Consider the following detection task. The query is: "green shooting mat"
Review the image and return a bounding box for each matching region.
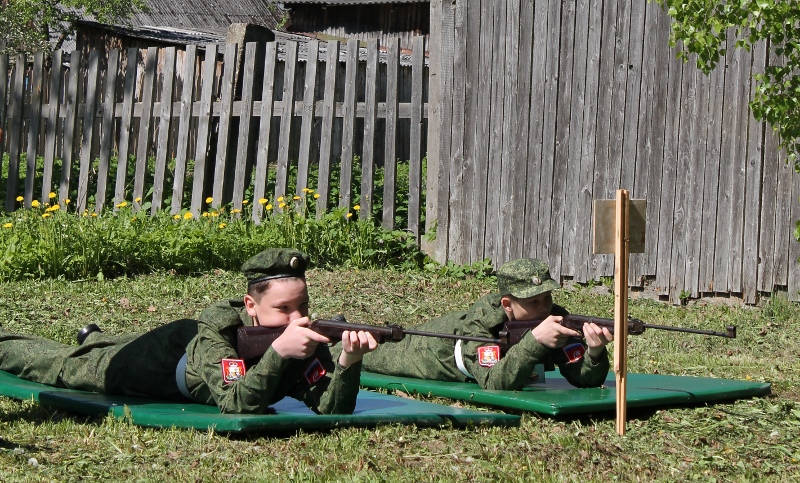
[0,371,519,432]
[360,371,772,416]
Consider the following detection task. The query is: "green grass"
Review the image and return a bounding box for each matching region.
[1,270,799,481]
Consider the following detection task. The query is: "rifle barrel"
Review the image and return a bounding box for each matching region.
[641,323,736,338]
[402,329,503,345]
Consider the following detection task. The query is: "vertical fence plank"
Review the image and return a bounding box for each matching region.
[758,124,780,292]
[772,141,792,288]
[5,54,25,210]
[0,54,7,172]
[232,42,259,211]
[360,39,379,219]
[448,1,468,259]
[297,40,319,195]
[172,44,197,214]
[408,35,425,238]
[42,50,63,204]
[275,41,298,206]
[59,50,81,205]
[316,40,339,217]
[96,49,119,213]
[788,170,800,301]
[339,39,359,210]
[24,53,45,207]
[211,43,237,209]
[462,1,482,262]
[253,42,278,222]
[191,44,218,216]
[114,48,138,208]
[742,41,767,303]
[77,49,100,211]
[151,46,176,214]
[133,47,158,212]
[382,38,400,229]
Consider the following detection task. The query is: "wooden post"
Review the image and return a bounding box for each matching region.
[614,189,630,436]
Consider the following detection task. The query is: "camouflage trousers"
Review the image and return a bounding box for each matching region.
[0,320,198,400]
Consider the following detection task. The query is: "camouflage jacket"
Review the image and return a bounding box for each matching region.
[183,300,362,414]
[360,293,609,390]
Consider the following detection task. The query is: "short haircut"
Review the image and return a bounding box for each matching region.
[247,276,306,301]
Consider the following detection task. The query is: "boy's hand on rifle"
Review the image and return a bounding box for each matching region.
[272,317,331,360]
[583,322,613,360]
[530,316,581,349]
[338,331,379,368]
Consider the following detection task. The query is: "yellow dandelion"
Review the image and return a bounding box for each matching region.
[277,196,284,202]
[116,201,128,208]
[91,213,97,217]
[48,192,56,199]
[131,217,137,221]
[135,197,142,203]
[173,214,181,220]
[3,223,12,228]
[202,212,210,218]
[15,196,23,202]
[353,204,361,211]
[206,197,213,204]
[31,200,40,208]
[211,211,219,217]
[259,198,268,205]
[314,193,320,199]
[266,204,273,210]
[42,213,51,218]
[219,223,226,229]
[51,204,60,212]
[64,199,70,205]
[232,208,241,214]
[304,188,313,194]
[293,195,301,201]
[346,212,353,218]
[279,202,286,209]
[242,200,249,205]
[183,212,193,220]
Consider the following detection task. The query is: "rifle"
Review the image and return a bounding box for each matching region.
[236,315,508,361]
[503,314,736,349]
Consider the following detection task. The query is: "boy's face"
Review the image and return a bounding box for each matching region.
[502,291,553,321]
[244,278,310,327]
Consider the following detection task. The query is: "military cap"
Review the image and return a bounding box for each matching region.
[241,248,309,285]
[497,258,560,299]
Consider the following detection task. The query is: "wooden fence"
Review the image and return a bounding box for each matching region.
[428,0,800,303]
[0,37,429,234]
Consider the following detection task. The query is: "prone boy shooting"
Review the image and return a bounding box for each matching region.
[0,248,378,414]
[354,258,614,390]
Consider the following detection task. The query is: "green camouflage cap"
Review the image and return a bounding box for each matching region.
[241,248,309,285]
[497,258,560,298]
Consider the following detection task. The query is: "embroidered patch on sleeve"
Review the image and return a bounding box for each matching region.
[304,358,327,385]
[221,358,247,384]
[477,345,501,367]
[563,342,586,363]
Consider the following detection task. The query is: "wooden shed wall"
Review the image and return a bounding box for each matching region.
[427,0,800,304]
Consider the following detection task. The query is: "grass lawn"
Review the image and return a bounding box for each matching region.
[1,269,798,481]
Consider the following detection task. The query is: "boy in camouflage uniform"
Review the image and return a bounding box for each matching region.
[0,248,378,414]
[359,258,612,390]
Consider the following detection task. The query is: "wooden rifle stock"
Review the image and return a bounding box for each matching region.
[236,316,506,361]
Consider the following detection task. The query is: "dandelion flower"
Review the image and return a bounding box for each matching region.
[211,211,219,217]
[219,223,226,229]
[64,199,71,205]
[353,204,361,211]
[259,198,268,205]
[173,214,181,220]
[48,192,56,199]
[206,197,213,204]
[16,196,23,202]
[51,204,60,212]
[293,195,301,201]
[279,202,286,209]
[314,193,320,199]
[3,223,12,228]
[135,197,142,203]
[91,213,97,217]
[184,212,193,220]
[232,208,241,214]
[346,212,353,218]
[42,213,52,218]
[132,217,137,221]
[266,204,273,211]
[31,200,40,208]
[202,212,210,218]
[277,196,284,202]
[242,200,249,205]
[116,201,128,208]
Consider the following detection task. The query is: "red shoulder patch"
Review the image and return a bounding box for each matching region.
[221,358,246,384]
[304,358,327,385]
[477,345,501,367]
[563,342,586,363]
